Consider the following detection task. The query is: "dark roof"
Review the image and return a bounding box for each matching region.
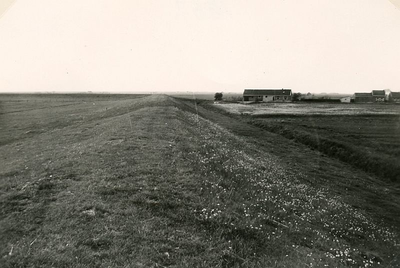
[372,90,385,96]
[243,89,292,96]
[354,93,372,97]
[391,92,400,98]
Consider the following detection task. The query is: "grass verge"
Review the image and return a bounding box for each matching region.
[250,119,400,183]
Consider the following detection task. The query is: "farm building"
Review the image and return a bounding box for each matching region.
[389,92,400,103]
[340,97,351,103]
[354,90,386,103]
[243,89,292,102]
[354,93,373,103]
[372,90,386,102]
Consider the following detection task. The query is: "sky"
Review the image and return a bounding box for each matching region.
[0,0,400,94]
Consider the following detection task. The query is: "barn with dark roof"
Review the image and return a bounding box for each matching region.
[354,90,386,103]
[243,89,292,102]
[389,92,400,103]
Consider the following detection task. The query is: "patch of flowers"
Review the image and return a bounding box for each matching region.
[183,111,399,267]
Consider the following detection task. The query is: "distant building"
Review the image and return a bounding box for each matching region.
[243,89,292,102]
[372,90,386,102]
[389,92,400,103]
[354,93,373,103]
[354,90,386,103]
[340,97,351,103]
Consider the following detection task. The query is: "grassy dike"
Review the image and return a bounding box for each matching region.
[1,95,399,267]
[249,119,400,183]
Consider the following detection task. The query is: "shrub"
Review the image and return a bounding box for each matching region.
[214,92,223,101]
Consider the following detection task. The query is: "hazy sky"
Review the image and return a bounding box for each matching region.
[0,0,400,94]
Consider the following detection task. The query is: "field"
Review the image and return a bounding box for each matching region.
[215,102,400,116]
[169,93,243,101]
[214,102,400,183]
[1,94,400,267]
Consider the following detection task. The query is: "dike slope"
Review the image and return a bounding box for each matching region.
[1,95,399,267]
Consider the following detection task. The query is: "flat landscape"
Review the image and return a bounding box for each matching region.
[1,94,400,267]
[215,102,400,183]
[215,102,400,115]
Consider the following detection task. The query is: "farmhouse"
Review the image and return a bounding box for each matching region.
[243,89,292,102]
[340,97,351,103]
[354,93,372,103]
[354,90,386,103]
[372,90,386,102]
[389,92,400,103]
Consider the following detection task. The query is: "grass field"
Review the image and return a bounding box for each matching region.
[215,102,400,116]
[214,102,400,183]
[1,94,400,267]
[251,114,400,182]
[168,93,242,101]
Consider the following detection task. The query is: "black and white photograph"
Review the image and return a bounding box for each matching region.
[1,0,400,267]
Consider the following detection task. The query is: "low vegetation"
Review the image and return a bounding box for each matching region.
[186,113,398,267]
[1,94,399,267]
[212,102,400,183]
[250,114,400,182]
